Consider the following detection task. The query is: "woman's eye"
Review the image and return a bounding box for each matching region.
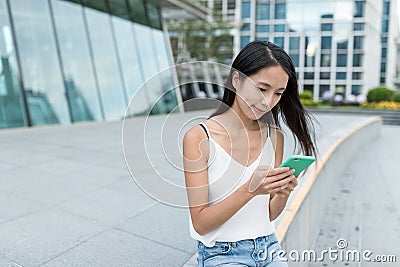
[258,87,267,92]
[275,93,283,96]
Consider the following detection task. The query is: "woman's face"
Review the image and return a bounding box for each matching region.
[233,65,289,120]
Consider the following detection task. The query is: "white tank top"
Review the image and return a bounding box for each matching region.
[188,122,276,247]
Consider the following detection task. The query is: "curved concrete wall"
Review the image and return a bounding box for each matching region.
[276,116,383,267]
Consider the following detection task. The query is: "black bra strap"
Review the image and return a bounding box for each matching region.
[199,123,209,139]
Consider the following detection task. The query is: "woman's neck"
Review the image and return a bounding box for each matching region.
[223,102,260,132]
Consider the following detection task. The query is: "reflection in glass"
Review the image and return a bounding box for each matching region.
[274,3,285,19]
[242,23,250,31]
[337,39,348,50]
[290,54,299,67]
[112,17,146,108]
[289,37,300,50]
[10,0,70,125]
[85,5,127,120]
[321,36,332,50]
[304,72,314,80]
[0,0,27,128]
[52,0,101,122]
[381,19,389,33]
[242,2,251,19]
[256,24,269,32]
[381,47,387,59]
[321,23,333,31]
[352,85,360,95]
[320,72,330,80]
[274,24,285,32]
[241,35,250,48]
[336,72,346,80]
[383,1,390,16]
[354,1,364,18]
[145,1,161,30]
[353,54,362,67]
[274,37,284,48]
[336,54,347,67]
[353,22,364,31]
[352,72,362,80]
[127,0,147,25]
[320,54,331,67]
[353,36,363,50]
[256,3,270,20]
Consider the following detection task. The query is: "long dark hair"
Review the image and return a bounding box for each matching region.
[210,40,317,157]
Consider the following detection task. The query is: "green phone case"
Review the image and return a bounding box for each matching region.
[278,155,316,176]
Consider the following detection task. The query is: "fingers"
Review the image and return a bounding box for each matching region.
[265,169,295,184]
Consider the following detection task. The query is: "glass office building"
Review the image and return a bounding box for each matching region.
[238,0,399,100]
[0,0,206,129]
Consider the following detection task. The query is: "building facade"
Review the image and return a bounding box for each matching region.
[0,0,206,129]
[237,0,399,100]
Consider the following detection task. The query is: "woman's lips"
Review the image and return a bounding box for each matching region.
[252,105,267,114]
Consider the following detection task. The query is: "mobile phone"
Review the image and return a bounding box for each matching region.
[278,155,316,177]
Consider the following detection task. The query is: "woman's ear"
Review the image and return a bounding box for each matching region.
[231,71,241,90]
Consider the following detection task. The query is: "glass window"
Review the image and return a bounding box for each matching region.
[352,85,361,95]
[108,0,130,20]
[352,72,362,80]
[290,54,299,67]
[52,0,102,122]
[319,85,330,98]
[274,3,285,19]
[382,19,389,33]
[256,3,270,20]
[337,40,348,50]
[321,36,331,50]
[289,37,300,50]
[81,0,108,13]
[0,0,27,128]
[274,24,285,32]
[380,76,386,84]
[242,23,250,31]
[336,72,346,80]
[353,54,363,67]
[353,23,364,31]
[151,29,177,113]
[381,62,386,73]
[304,72,314,79]
[381,36,388,44]
[240,35,250,48]
[256,25,269,32]
[320,72,330,80]
[305,55,315,67]
[353,36,363,50]
[10,0,70,126]
[112,16,147,111]
[273,37,284,48]
[85,5,127,120]
[127,0,147,25]
[256,36,269,42]
[382,47,387,59]
[337,54,347,67]
[242,2,251,19]
[354,1,364,18]
[145,0,161,30]
[383,1,390,16]
[321,23,333,32]
[320,54,331,67]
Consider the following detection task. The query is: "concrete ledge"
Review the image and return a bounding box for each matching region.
[277,116,383,257]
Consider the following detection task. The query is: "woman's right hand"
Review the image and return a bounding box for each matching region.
[247,166,295,196]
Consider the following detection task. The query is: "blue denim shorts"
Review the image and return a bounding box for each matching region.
[197,233,287,267]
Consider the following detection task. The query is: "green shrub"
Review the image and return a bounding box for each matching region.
[367,87,394,102]
[301,99,320,106]
[300,90,313,100]
[392,93,400,103]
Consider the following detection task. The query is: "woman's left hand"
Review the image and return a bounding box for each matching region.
[275,176,298,198]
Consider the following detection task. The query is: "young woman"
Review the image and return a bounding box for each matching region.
[183,41,317,267]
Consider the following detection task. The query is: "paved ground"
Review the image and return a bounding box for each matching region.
[0,110,396,266]
[309,125,400,267]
